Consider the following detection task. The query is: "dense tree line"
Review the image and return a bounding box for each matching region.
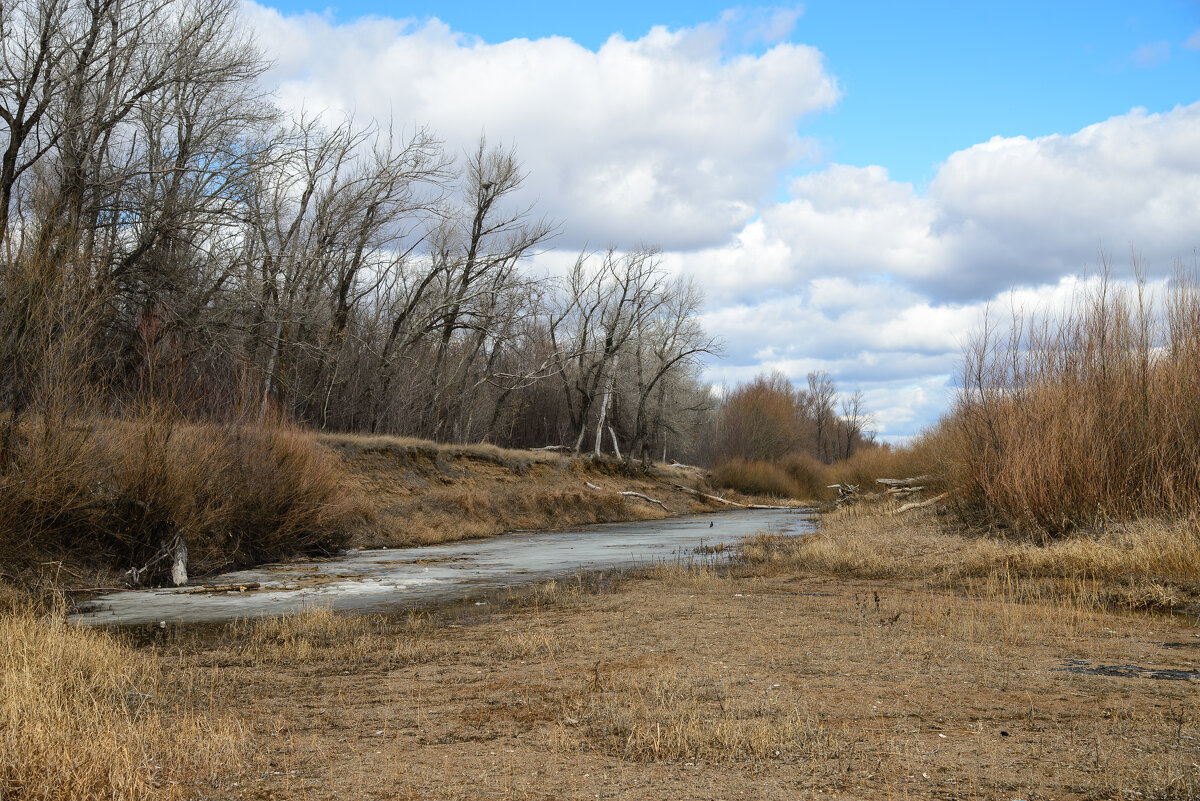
[0,0,720,462]
[698,371,873,466]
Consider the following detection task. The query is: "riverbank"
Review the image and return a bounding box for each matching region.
[0,417,777,597]
[12,501,1198,800]
[318,433,756,550]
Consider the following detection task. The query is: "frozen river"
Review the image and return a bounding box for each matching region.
[71,508,816,626]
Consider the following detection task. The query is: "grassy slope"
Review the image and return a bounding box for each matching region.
[320,433,746,549]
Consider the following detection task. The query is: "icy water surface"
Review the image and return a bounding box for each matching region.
[72,509,815,626]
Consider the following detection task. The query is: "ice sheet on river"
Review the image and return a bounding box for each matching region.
[72,509,815,626]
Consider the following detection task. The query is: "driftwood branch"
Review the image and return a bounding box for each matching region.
[672,483,746,506]
[585,482,668,511]
[827,483,859,508]
[122,534,188,588]
[62,587,128,593]
[885,486,926,496]
[894,492,948,514]
[669,483,799,511]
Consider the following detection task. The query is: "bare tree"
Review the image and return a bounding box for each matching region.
[839,389,869,459]
[0,0,722,460]
[549,247,669,453]
[241,115,446,421]
[807,371,836,463]
[625,276,720,463]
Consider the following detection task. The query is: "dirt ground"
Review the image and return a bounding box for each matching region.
[157,556,1200,801]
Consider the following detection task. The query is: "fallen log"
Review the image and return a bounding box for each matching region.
[885,486,926,496]
[530,444,570,452]
[671,483,747,507]
[894,492,948,514]
[875,476,934,488]
[745,502,806,510]
[62,587,128,593]
[585,482,669,511]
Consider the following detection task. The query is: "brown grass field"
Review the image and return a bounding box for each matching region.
[8,498,1192,801]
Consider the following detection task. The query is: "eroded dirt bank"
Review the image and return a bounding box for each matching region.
[320,435,753,549]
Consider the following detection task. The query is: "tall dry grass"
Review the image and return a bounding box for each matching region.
[711,457,807,499]
[742,500,1200,611]
[0,605,242,799]
[946,264,1200,536]
[711,445,934,502]
[0,411,368,584]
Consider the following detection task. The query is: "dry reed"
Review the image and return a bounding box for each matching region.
[0,606,242,800]
[946,264,1200,535]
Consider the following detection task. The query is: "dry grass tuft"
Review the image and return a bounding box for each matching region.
[0,606,242,800]
[500,576,591,610]
[562,666,846,764]
[232,606,441,667]
[489,625,566,660]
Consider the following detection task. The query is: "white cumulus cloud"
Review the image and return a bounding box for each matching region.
[241,2,840,250]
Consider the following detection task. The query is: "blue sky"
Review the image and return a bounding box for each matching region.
[247,1,1200,440]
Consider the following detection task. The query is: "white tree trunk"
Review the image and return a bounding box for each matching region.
[593,354,618,457]
[169,537,188,587]
[608,426,622,460]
